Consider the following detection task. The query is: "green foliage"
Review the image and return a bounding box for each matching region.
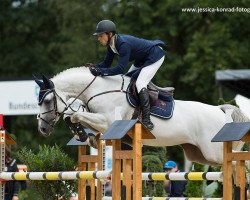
[142,155,165,197]
[109,0,250,103]
[142,146,167,163]
[208,166,223,198]
[166,146,185,170]
[185,163,205,197]
[185,164,222,198]
[3,0,250,150]
[211,183,223,198]
[142,147,168,196]
[18,184,43,200]
[1,1,250,198]
[142,154,163,172]
[218,98,238,106]
[16,145,76,200]
[10,115,77,159]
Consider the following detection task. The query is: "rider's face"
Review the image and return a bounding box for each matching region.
[97,33,108,46]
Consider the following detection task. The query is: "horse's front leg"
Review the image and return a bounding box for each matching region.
[71,111,109,132]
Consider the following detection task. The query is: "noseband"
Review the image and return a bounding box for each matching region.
[37,88,68,128]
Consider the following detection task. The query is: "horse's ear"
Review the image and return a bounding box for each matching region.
[42,75,54,89]
[32,74,43,88]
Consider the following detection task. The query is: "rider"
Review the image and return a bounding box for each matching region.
[89,19,166,130]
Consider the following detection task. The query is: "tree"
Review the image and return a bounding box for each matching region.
[16,145,76,200]
[1,1,249,197]
[108,0,250,103]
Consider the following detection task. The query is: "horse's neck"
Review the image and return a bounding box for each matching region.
[52,68,92,101]
[52,68,130,103]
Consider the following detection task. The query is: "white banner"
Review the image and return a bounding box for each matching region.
[0,80,39,115]
[90,146,112,171]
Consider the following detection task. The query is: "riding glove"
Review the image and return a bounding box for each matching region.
[89,66,102,76]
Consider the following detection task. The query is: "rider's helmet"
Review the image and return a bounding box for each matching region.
[93,20,116,35]
[163,160,177,170]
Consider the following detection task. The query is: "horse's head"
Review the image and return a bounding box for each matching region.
[34,75,67,136]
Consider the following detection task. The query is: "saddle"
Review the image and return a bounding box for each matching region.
[127,81,175,119]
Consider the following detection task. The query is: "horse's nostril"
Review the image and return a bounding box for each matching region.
[40,127,47,133]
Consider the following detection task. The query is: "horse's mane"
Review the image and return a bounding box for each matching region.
[51,66,131,88]
[52,66,87,80]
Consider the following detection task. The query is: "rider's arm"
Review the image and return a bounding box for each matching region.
[96,47,115,68]
[99,43,131,76]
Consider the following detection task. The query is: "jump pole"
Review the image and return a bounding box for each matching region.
[77,144,97,200]
[109,124,143,200]
[102,197,223,200]
[0,114,16,200]
[0,171,223,181]
[67,134,98,200]
[77,135,106,200]
[212,122,250,200]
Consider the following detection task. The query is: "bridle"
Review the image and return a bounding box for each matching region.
[37,72,129,129]
[37,88,67,128]
[37,76,97,128]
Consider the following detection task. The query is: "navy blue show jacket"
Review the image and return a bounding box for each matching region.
[96,34,166,76]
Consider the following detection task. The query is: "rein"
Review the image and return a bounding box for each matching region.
[67,76,97,109]
[85,75,128,111]
[37,76,97,128]
[38,72,129,128]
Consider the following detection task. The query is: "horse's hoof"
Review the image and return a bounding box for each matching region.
[88,134,98,149]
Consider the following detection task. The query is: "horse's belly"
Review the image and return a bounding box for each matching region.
[142,139,180,147]
[143,122,191,146]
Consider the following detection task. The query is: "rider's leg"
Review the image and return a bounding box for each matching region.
[136,56,165,130]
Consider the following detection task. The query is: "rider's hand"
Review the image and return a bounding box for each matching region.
[89,66,102,76]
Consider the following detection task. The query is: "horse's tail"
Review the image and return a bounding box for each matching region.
[219,104,250,151]
[220,104,250,122]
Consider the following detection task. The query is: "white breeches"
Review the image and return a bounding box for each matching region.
[128,56,165,92]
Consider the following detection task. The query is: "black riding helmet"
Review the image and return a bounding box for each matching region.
[93,20,116,36]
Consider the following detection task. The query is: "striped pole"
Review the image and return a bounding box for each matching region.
[102,197,223,200]
[142,172,223,182]
[0,171,111,181]
[0,171,222,182]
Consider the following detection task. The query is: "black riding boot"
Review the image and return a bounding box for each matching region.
[139,88,154,130]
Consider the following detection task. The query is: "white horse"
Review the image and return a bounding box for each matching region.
[35,66,249,166]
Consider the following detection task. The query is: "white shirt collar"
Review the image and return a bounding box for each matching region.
[109,35,118,54]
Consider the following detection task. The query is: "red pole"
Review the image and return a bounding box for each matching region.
[0,114,4,130]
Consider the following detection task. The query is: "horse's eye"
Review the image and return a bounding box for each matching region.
[43,99,51,104]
